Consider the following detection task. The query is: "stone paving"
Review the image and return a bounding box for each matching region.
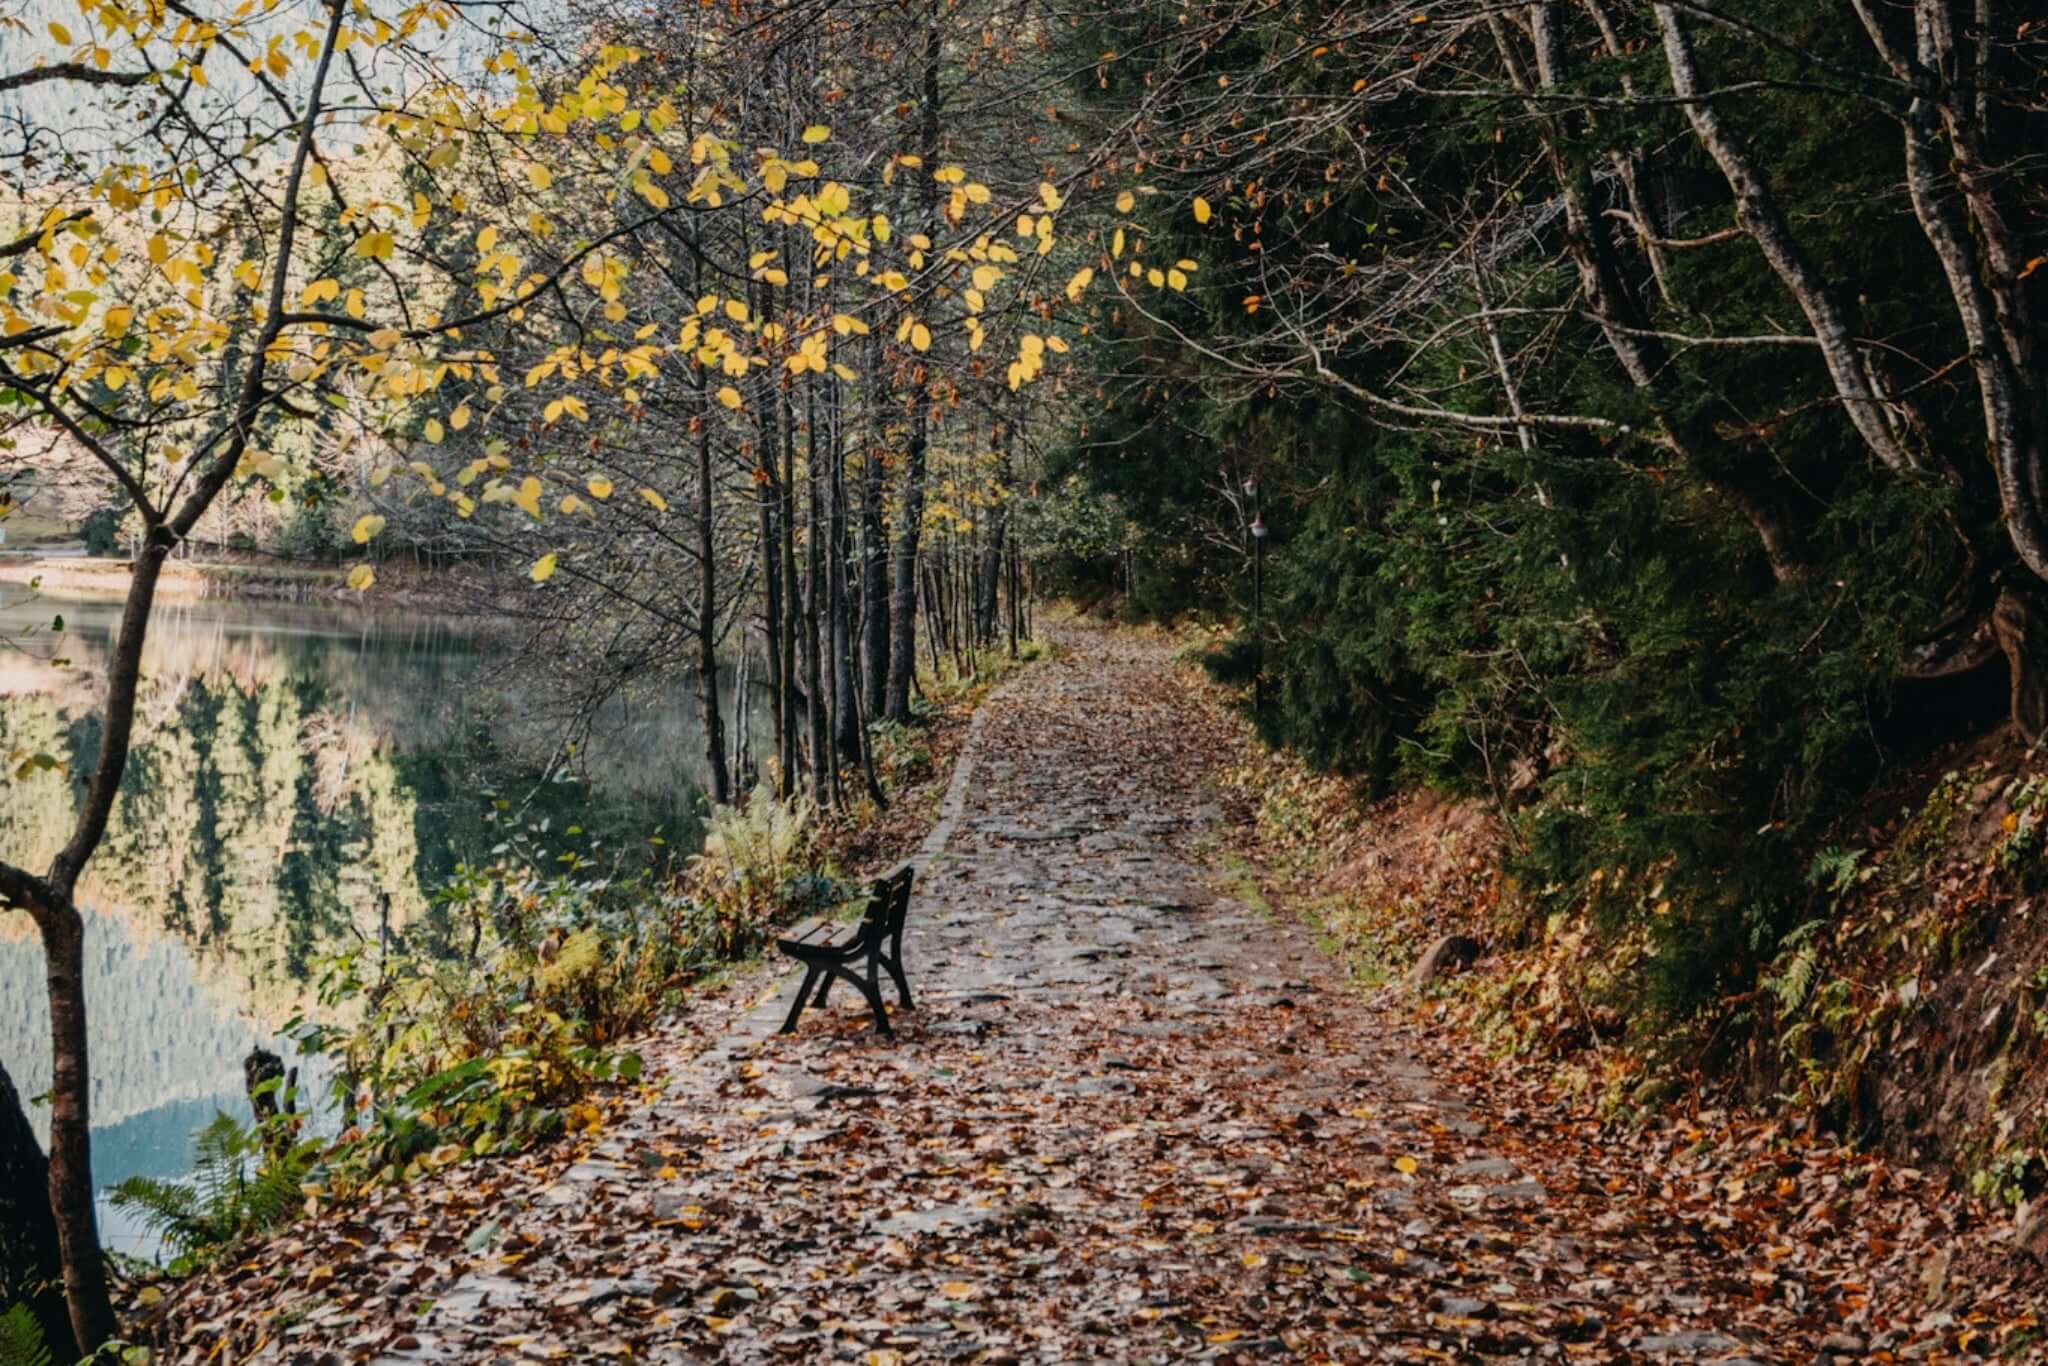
[309,626,1803,1362]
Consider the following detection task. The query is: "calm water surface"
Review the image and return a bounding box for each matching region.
[0,586,736,1258]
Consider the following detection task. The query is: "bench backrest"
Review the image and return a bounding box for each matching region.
[858,867,914,945]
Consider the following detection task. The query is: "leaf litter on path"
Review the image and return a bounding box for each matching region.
[138,624,2044,1362]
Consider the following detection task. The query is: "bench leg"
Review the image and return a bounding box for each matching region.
[823,961,891,1035]
[781,966,821,1034]
[882,951,913,1011]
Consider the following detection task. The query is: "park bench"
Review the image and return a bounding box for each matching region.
[776,866,915,1035]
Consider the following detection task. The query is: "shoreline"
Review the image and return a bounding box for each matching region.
[0,552,462,608]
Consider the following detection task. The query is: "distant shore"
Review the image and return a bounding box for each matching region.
[0,552,463,606]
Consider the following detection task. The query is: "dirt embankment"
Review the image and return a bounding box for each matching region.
[1226,694,2048,1266]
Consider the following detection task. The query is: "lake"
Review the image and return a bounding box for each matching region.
[0,586,746,1259]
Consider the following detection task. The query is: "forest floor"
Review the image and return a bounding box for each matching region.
[149,621,2045,1363]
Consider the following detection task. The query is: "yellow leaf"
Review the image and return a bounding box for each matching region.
[910,322,931,352]
[1193,196,1212,224]
[531,552,558,583]
[527,164,552,191]
[587,476,614,499]
[513,476,543,518]
[802,124,831,144]
[351,514,386,544]
[103,307,133,337]
[347,564,376,591]
[1115,190,1135,213]
[423,419,445,444]
[1394,1155,1419,1175]
[940,1280,974,1298]
[476,225,498,252]
[716,386,743,410]
[640,487,668,512]
[49,21,72,42]
[345,288,365,320]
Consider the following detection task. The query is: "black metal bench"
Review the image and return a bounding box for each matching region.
[777,866,915,1035]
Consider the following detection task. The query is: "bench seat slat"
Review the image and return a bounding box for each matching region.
[776,867,915,1035]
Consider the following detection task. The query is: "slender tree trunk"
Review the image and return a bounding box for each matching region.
[859,335,891,722]
[697,394,730,806]
[780,380,802,794]
[885,3,943,723]
[977,427,1008,642]
[0,1061,76,1365]
[803,386,829,806]
[1653,1,1916,475]
[1492,4,1811,582]
[758,458,785,790]
[829,379,862,763]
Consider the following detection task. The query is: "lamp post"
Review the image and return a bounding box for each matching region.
[1246,476,1266,714]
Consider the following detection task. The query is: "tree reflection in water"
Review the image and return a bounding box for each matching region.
[0,587,742,1257]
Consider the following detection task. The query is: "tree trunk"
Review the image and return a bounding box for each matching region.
[803,385,830,807]
[38,897,115,1354]
[829,381,862,764]
[977,427,1009,644]
[1494,3,1811,583]
[859,337,891,724]
[1995,588,2048,742]
[697,394,731,806]
[1653,1,1917,476]
[885,2,943,724]
[0,1060,76,1364]
[1852,0,2048,587]
[780,380,802,795]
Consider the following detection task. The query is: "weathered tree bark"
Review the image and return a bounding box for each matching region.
[758,444,786,789]
[828,378,862,764]
[1994,588,2048,742]
[803,383,830,807]
[1843,0,2048,726]
[2,533,171,1353]
[975,424,1008,645]
[1653,2,1918,476]
[780,377,802,794]
[697,389,732,806]
[885,2,944,724]
[0,1061,76,1364]
[1495,4,1810,583]
[859,334,891,724]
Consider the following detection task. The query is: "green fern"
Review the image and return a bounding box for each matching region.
[109,1113,310,1265]
[1763,920,1827,1016]
[0,1305,52,1366]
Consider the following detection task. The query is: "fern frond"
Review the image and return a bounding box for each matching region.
[0,1303,54,1366]
[108,1175,210,1252]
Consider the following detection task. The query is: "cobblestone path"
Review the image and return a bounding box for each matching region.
[173,624,2013,1363]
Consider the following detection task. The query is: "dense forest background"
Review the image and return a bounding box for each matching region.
[5,0,2048,1347]
[1046,0,2048,1020]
